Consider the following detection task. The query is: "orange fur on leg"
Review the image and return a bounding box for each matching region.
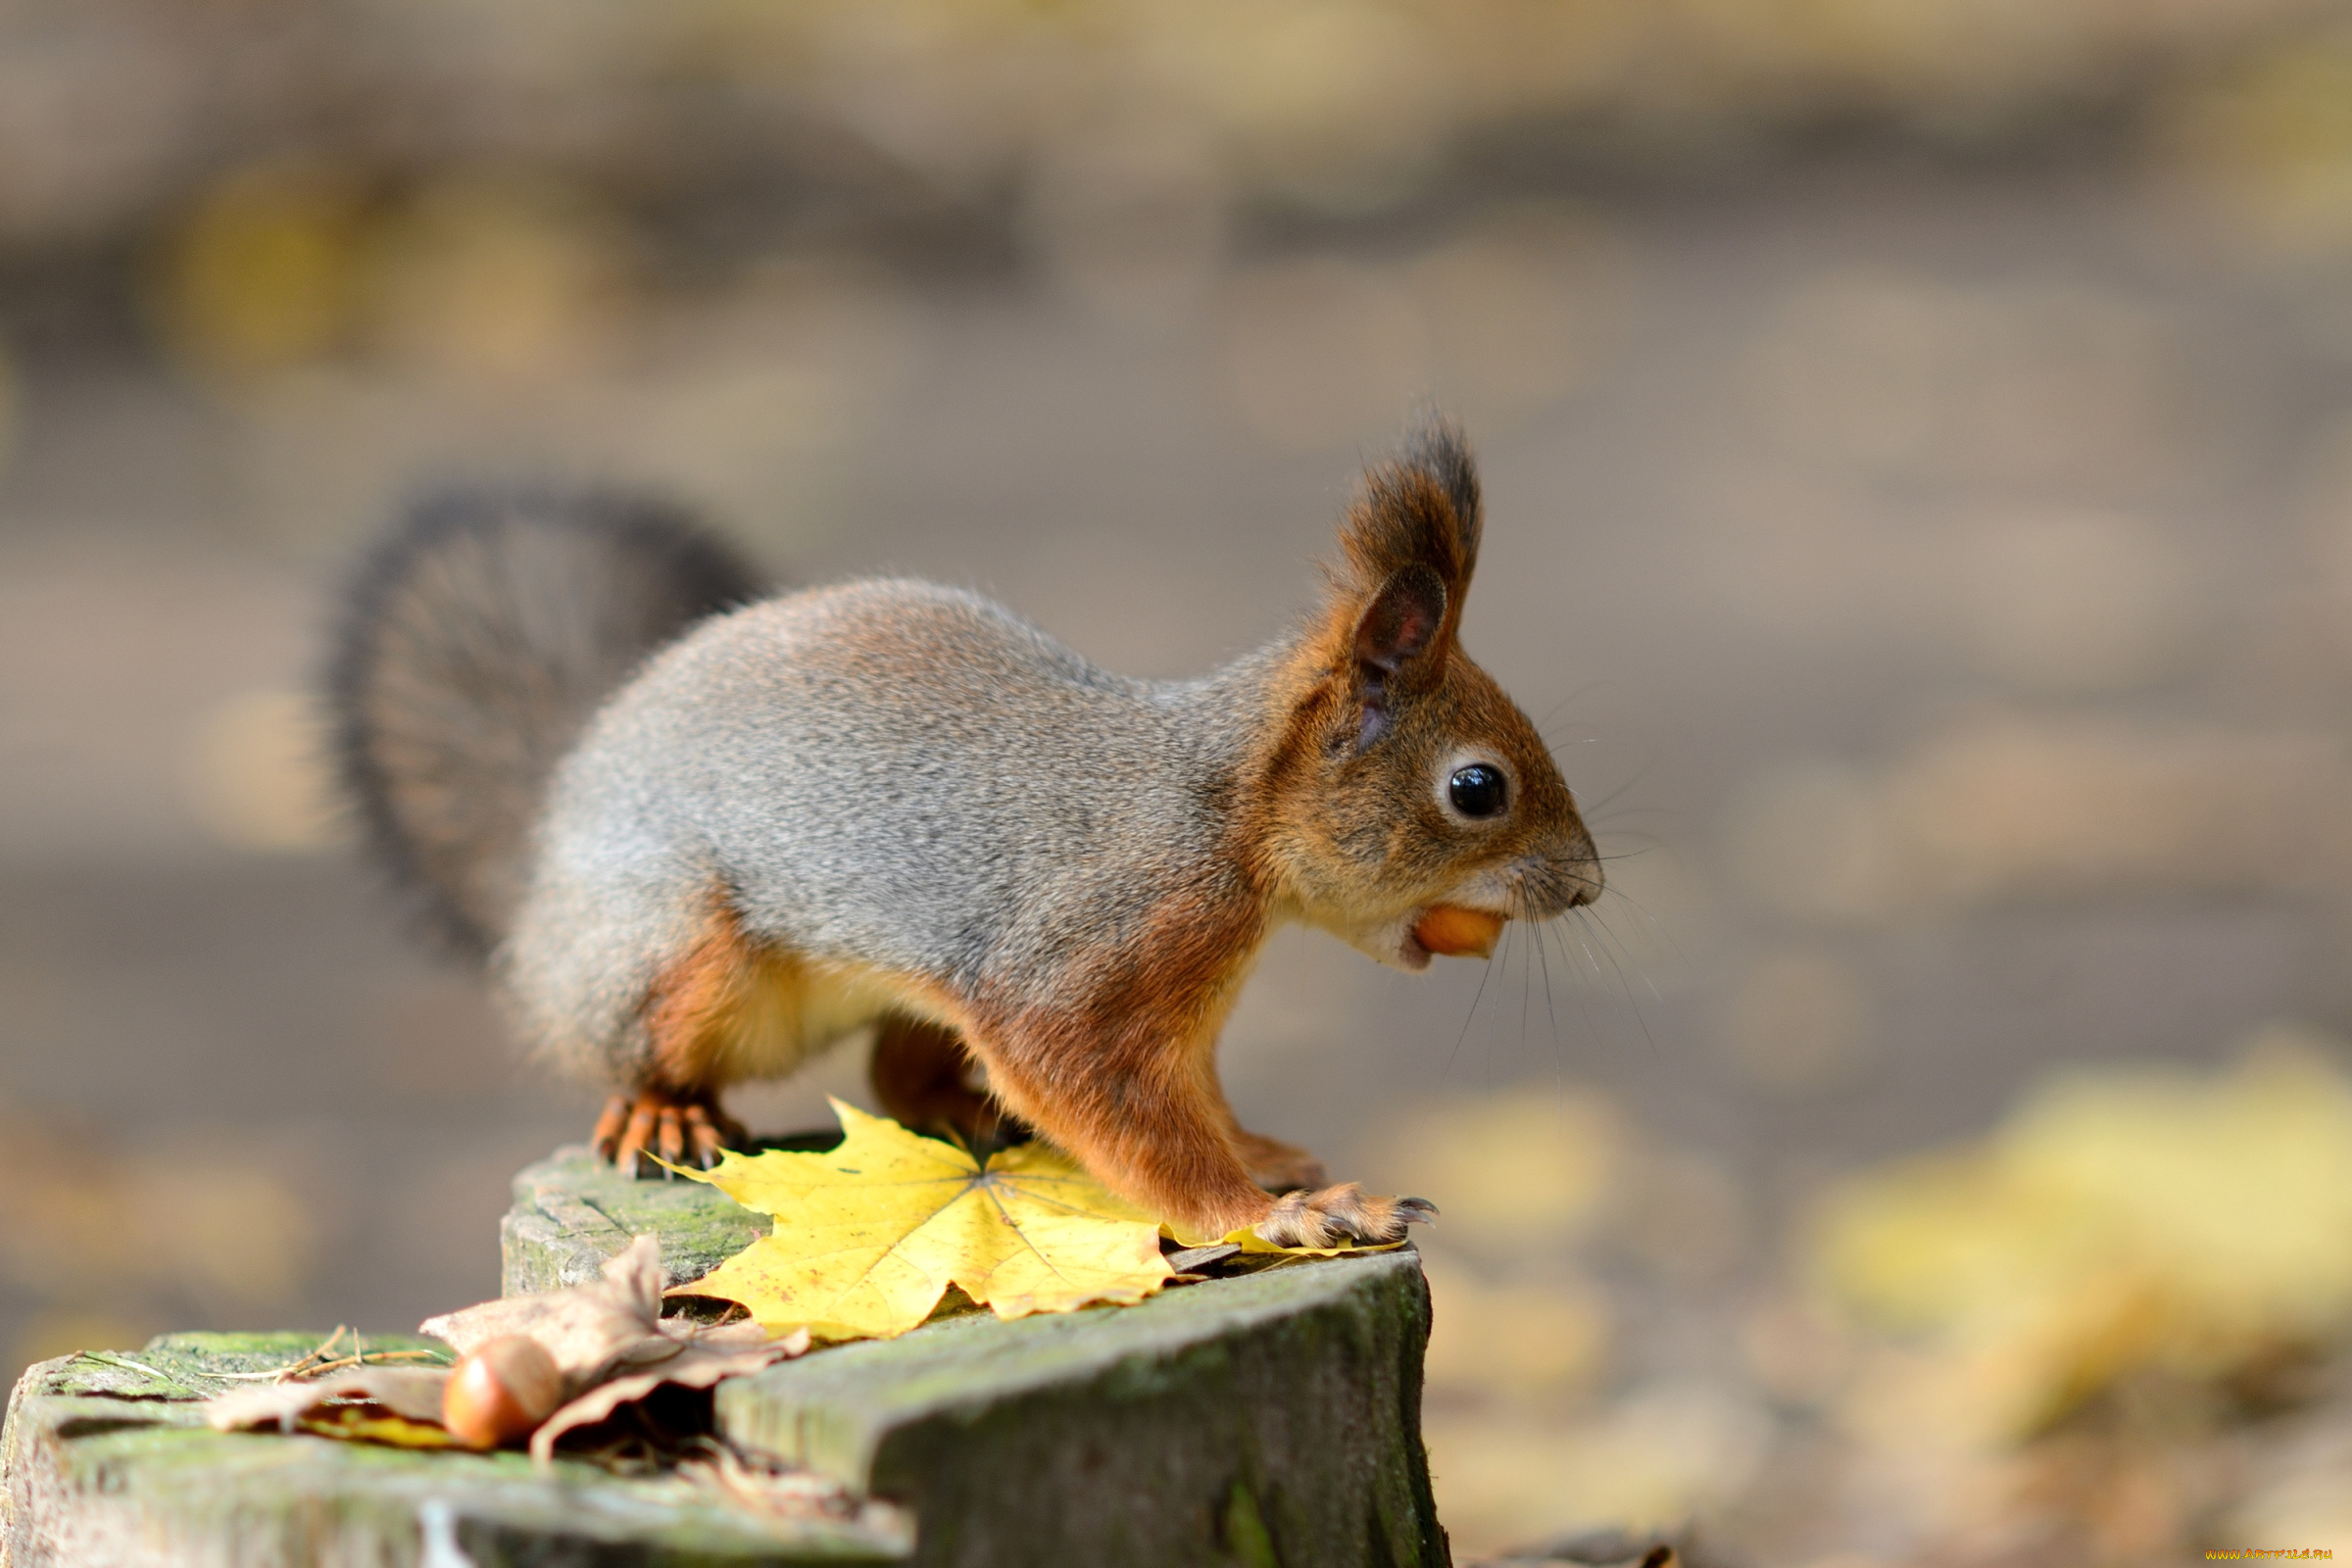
[1225,1125,1326,1193]
[599,895,770,1173]
[954,876,1428,1243]
[954,878,1286,1238]
[869,1013,1016,1151]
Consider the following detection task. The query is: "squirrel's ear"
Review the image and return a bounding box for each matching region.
[1400,417,1481,582]
[1334,416,1482,619]
[1350,564,1447,749]
[1323,415,1482,747]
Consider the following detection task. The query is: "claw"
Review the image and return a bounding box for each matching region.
[1254,1182,1438,1248]
[590,1095,629,1161]
[681,1103,734,1169]
[596,1086,744,1178]
[622,1101,657,1173]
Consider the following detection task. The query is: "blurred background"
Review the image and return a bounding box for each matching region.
[5,1,2352,1562]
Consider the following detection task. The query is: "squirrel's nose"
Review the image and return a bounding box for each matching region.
[1557,828,1603,909]
[1515,849,1601,917]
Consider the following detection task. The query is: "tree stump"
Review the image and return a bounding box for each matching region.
[3,1145,1448,1567]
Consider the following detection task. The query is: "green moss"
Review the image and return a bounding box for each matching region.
[24,1333,445,1406]
[1224,1480,1282,1568]
[505,1146,772,1297]
[41,1424,905,1562]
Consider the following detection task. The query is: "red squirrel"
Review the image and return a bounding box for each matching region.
[331,420,1599,1246]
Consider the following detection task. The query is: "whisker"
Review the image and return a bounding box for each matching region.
[1544,918,1602,1063]
[1553,917,1605,1049]
[1533,912,1564,1091]
[1597,906,1665,1006]
[1535,681,1609,734]
[1577,752,1661,818]
[1443,938,1497,1094]
[1563,915,1612,1005]
[1516,915,1533,1090]
[1575,906,1658,1052]
[1598,883,1691,976]
[1579,813,1673,836]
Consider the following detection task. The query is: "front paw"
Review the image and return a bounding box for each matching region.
[1254,1183,1437,1248]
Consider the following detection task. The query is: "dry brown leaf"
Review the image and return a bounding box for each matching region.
[421,1233,808,1464]
[214,1235,806,1460]
[528,1320,808,1464]
[420,1234,671,1391]
[207,1365,451,1433]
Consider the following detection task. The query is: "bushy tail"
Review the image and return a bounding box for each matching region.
[327,490,764,958]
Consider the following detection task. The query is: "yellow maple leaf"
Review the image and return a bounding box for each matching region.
[667,1101,1172,1342]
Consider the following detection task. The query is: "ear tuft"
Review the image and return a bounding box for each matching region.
[1331,415,1483,613]
[1401,418,1481,579]
[1317,414,1486,747]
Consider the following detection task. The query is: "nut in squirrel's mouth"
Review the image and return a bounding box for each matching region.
[1405,905,1507,965]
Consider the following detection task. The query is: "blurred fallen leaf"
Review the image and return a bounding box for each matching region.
[2162,38,2352,261]
[361,173,628,383]
[1420,1252,1609,1398]
[1377,1091,1621,1254]
[1815,1028,2352,1443]
[668,1101,1171,1341]
[1425,1381,1772,1552]
[157,163,370,380]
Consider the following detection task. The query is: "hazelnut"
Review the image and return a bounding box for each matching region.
[441,1335,563,1448]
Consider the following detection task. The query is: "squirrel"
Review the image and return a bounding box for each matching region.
[329,420,1600,1247]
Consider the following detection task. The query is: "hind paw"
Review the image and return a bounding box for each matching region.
[592,1088,746,1176]
[1231,1130,1327,1194]
[1254,1183,1437,1249]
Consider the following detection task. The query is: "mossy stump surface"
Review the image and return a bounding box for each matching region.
[3,1145,1446,1567]
[0,1333,908,1567]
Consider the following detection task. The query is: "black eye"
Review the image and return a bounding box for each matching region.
[1448,764,1507,818]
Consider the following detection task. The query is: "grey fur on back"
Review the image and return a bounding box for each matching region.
[329,490,764,957]
[503,578,1269,1080]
